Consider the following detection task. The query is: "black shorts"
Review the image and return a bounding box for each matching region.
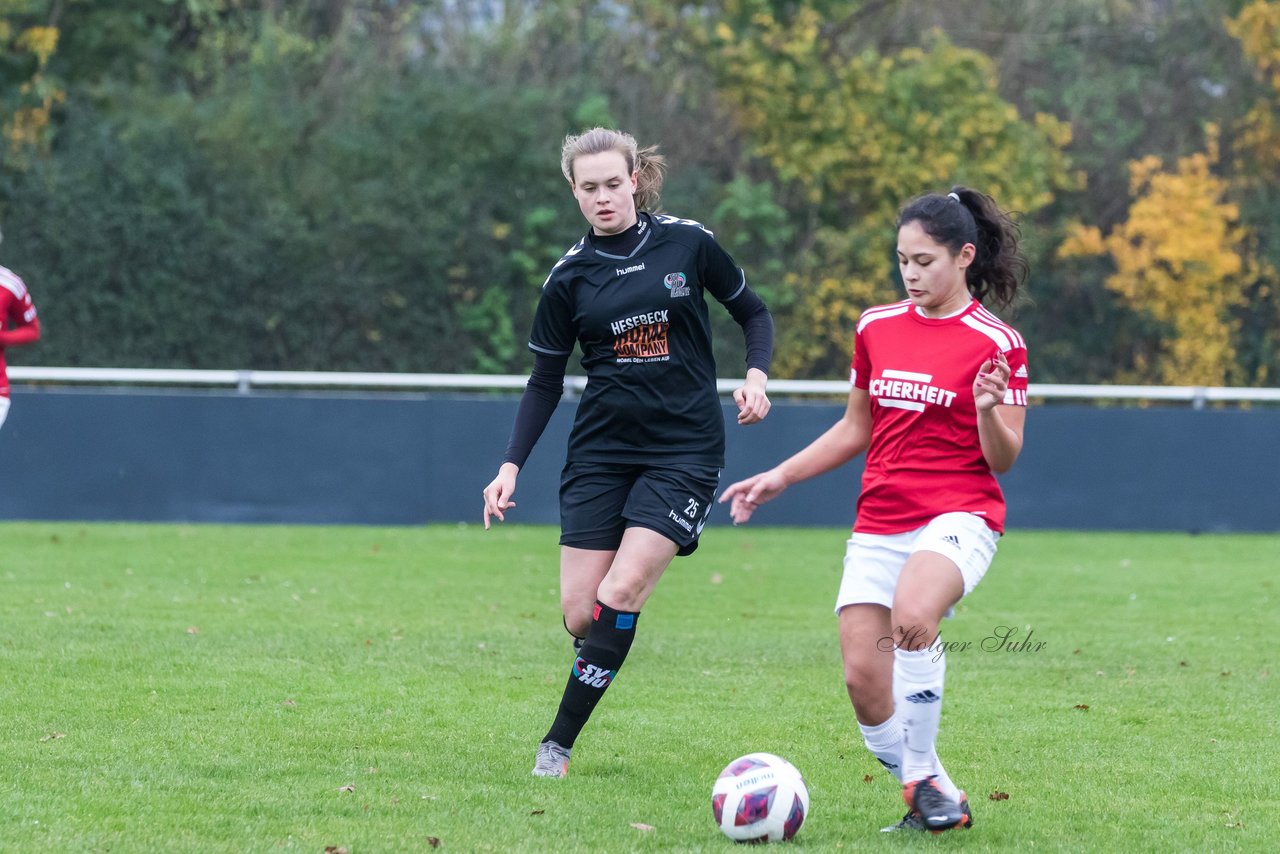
[559,462,721,556]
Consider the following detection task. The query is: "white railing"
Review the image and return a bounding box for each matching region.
[9,366,1280,407]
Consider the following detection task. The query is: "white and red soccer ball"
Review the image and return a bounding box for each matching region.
[711,752,809,843]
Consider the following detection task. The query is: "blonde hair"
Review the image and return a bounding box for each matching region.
[560,127,667,212]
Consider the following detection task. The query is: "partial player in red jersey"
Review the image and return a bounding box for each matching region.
[0,263,41,433]
[721,187,1029,834]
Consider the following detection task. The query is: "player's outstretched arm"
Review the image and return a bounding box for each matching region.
[482,462,519,529]
[721,387,872,525]
[720,468,788,525]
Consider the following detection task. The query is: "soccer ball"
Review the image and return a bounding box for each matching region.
[711,752,809,843]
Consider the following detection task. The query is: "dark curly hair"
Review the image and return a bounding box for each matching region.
[896,186,1029,309]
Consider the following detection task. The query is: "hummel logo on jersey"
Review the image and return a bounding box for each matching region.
[876,757,900,771]
[1014,364,1028,378]
[573,660,615,689]
[942,534,961,549]
[905,689,941,704]
[616,262,646,276]
[665,271,690,298]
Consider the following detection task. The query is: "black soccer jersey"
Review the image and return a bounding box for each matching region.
[529,213,753,467]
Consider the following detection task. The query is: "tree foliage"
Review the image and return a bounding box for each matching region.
[0,2,62,167]
[0,0,1277,387]
[704,2,1076,376]
[1061,140,1248,386]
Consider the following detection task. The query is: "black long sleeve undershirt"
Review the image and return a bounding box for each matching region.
[724,285,774,376]
[502,351,568,469]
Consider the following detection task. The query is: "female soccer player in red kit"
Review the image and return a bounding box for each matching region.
[721,187,1028,834]
[0,263,41,433]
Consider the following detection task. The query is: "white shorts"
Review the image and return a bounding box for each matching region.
[834,512,999,614]
[0,396,9,432]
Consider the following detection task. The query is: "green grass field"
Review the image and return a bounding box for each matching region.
[1,522,1276,853]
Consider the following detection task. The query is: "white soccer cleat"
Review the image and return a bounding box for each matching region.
[531,740,571,778]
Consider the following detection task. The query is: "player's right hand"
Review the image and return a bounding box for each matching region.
[719,469,788,525]
[482,462,520,529]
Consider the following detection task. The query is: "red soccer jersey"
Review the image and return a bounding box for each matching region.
[850,298,1029,535]
[0,265,39,398]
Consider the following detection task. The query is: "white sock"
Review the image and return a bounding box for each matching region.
[893,644,945,784]
[858,715,904,781]
[929,754,962,802]
[859,714,961,799]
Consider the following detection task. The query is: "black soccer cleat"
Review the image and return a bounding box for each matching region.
[901,777,969,832]
[881,790,972,832]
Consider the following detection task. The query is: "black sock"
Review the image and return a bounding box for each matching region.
[544,600,639,748]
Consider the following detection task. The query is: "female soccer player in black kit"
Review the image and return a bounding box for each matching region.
[482,127,775,777]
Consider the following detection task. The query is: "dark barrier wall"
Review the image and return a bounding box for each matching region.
[2,387,1277,531]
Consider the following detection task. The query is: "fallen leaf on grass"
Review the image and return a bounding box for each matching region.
[323,847,349,854]
[631,823,655,831]
[989,791,1009,801]
[426,838,441,849]
[530,809,544,816]
[337,784,355,793]
[863,775,874,784]
[281,698,296,707]
[1073,704,1090,711]
[40,732,65,742]
[185,626,200,635]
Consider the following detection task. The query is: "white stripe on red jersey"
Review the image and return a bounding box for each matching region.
[973,304,1026,349]
[0,266,27,300]
[961,313,1017,351]
[856,300,911,334]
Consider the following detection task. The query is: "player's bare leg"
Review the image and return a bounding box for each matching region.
[561,546,615,640]
[839,603,895,727]
[595,526,679,613]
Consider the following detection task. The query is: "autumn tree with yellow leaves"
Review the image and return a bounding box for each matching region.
[0,5,61,166]
[1225,0,1280,385]
[1056,2,1280,387]
[702,1,1077,377]
[1060,143,1248,386]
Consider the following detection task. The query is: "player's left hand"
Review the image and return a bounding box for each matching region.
[973,349,1011,411]
[734,369,771,425]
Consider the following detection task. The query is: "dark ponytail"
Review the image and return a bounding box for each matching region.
[896,186,1028,309]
